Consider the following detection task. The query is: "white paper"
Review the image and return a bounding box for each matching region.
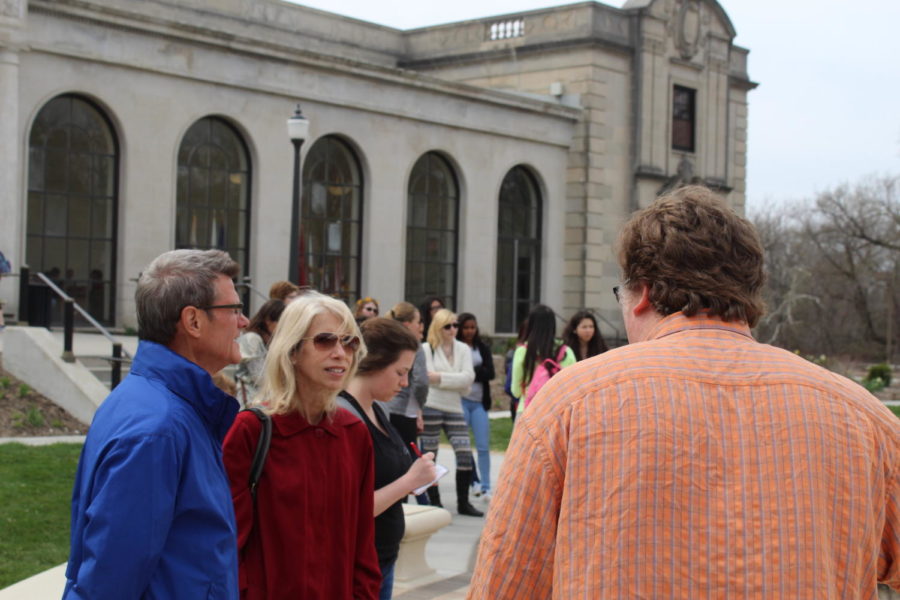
[413,464,449,496]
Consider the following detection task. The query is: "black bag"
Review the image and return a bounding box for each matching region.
[242,407,271,503]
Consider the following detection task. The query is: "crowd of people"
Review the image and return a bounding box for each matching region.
[61,185,900,599]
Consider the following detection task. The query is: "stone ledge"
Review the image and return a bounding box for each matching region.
[395,503,453,584]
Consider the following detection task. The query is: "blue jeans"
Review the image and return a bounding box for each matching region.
[379,561,395,600]
[461,398,491,493]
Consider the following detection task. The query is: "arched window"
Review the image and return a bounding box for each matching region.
[495,166,542,333]
[405,152,459,309]
[176,117,251,276]
[299,136,363,301]
[27,94,118,325]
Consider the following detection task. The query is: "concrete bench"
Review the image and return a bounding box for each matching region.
[394,503,452,583]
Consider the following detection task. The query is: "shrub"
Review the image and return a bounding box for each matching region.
[0,376,10,390]
[25,406,45,428]
[17,383,31,398]
[862,377,887,394]
[866,363,893,387]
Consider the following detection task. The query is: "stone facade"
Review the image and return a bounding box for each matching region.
[0,0,753,337]
[403,0,754,329]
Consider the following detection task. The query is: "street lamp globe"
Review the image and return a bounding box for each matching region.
[287,104,309,142]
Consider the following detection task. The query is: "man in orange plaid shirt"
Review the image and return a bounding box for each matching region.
[469,186,900,599]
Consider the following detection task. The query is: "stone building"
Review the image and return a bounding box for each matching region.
[0,0,754,337]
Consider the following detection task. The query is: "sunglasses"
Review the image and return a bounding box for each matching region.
[302,332,361,352]
[442,322,460,330]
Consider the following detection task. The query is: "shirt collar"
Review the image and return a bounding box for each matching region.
[646,311,754,341]
[131,340,239,442]
[272,406,355,439]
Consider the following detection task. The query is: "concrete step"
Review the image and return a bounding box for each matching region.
[77,356,131,389]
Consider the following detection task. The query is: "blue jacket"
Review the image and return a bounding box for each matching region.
[63,341,240,599]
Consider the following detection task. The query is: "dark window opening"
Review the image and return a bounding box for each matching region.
[405,152,459,310]
[300,136,363,303]
[672,85,696,152]
[495,166,542,333]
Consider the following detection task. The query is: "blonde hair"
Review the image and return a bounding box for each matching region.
[257,292,366,419]
[354,296,379,317]
[426,308,456,350]
[387,301,418,323]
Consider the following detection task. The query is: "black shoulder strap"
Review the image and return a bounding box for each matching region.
[243,407,272,502]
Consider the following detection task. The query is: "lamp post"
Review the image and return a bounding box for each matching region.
[287,104,309,283]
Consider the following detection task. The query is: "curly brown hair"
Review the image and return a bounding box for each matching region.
[617,185,766,327]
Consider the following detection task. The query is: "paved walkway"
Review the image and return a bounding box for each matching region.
[0,432,502,599]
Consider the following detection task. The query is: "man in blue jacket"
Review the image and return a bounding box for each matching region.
[63,249,250,599]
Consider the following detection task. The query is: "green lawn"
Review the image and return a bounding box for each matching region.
[488,416,514,452]
[889,405,900,419]
[0,443,81,589]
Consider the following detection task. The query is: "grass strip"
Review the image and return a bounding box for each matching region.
[0,443,81,589]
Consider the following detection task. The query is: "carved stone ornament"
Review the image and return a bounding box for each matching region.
[657,156,701,196]
[675,0,702,60]
[0,0,23,19]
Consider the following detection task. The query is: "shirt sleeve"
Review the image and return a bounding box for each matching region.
[468,415,562,598]
[67,435,180,599]
[410,348,430,409]
[475,342,496,383]
[239,333,267,385]
[559,345,577,369]
[222,412,257,552]
[879,467,900,589]
[436,342,475,392]
[510,345,527,400]
[353,431,382,599]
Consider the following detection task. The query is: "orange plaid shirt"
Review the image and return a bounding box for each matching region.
[469,313,900,599]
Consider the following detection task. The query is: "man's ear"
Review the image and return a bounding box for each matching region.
[631,283,654,316]
[178,306,204,340]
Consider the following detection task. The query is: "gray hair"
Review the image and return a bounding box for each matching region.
[136,249,240,345]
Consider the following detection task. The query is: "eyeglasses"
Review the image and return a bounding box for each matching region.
[442,322,460,330]
[198,303,244,316]
[612,286,621,303]
[363,306,379,314]
[302,332,361,352]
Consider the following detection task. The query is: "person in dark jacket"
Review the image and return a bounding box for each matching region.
[64,249,249,599]
[457,312,495,498]
[339,317,438,599]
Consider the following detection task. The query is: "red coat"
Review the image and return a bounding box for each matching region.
[223,408,380,599]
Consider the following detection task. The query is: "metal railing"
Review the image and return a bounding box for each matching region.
[17,265,132,388]
[236,277,268,302]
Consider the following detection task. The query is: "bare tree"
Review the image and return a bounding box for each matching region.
[751,175,899,360]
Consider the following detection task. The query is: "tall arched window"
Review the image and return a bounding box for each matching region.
[27,94,118,325]
[495,166,542,333]
[176,117,251,276]
[300,136,363,302]
[405,152,459,309]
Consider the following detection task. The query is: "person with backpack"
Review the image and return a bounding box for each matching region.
[510,305,576,411]
[222,293,381,599]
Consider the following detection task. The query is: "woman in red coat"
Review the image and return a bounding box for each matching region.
[223,292,381,599]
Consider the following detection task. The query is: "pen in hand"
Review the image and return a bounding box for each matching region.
[409,442,423,458]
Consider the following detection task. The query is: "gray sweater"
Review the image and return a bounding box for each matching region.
[381,346,429,416]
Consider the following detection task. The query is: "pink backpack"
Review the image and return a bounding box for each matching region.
[524,345,568,408]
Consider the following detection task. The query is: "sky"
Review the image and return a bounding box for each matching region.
[286,0,900,212]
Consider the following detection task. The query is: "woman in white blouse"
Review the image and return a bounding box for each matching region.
[420,308,482,517]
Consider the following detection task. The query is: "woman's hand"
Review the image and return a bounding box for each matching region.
[427,371,441,384]
[416,412,424,433]
[406,452,438,490]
